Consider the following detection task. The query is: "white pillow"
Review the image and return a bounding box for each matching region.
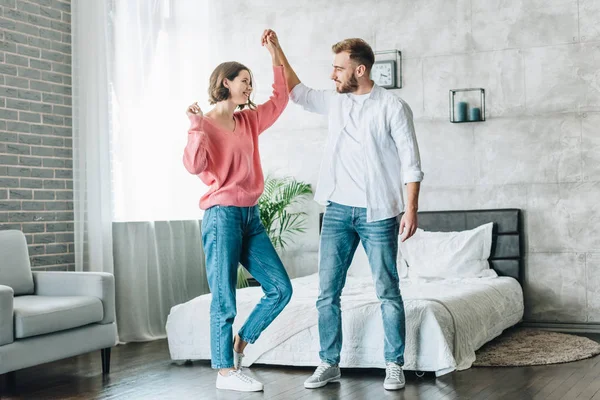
[399,222,495,279]
[347,241,408,279]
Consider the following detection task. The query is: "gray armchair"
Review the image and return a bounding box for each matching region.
[0,230,118,377]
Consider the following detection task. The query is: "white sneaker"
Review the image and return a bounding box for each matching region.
[216,370,263,392]
[383,362,405,390]
[234,350,244,370]
[304,362,341,389]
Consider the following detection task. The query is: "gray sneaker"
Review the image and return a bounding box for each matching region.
[384,362,405,390]
[304,362,341,389]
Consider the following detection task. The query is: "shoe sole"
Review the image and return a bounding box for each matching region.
[304,374,341,389]
[216,384,264,392]
[383,383,405,391]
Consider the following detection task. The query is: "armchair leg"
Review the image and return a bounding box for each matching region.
[6,371,16,386]
[101,348,111,375]
[1,371,16,396]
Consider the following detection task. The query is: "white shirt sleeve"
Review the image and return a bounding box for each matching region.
[289,82,334,116]
[389,100,425,184]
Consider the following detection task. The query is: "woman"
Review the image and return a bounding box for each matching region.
[183,31,292,392]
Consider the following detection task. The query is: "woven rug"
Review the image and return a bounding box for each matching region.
[473,328,600,367]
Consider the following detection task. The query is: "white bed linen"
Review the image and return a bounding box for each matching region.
[166,274,523,376]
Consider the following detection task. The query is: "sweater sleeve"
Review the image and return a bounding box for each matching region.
[255,66,289,135]
[183,114,210,175]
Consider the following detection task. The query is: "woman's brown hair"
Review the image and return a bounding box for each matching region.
[208,61,256,110]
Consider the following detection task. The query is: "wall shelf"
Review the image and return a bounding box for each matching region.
[449,88,486,123]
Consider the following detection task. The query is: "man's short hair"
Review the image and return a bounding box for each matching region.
[332,38,375,72]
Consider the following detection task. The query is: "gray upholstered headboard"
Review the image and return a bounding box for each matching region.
[416,209,522,283]
[319,208,523,284]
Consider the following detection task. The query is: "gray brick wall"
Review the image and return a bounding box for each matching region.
[0,0,74,271]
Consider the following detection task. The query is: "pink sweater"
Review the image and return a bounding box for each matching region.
[183,66,288,210]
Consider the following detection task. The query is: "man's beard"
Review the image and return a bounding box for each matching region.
[336,74,359,94]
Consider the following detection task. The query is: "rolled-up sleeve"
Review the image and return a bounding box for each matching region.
[390,101,424,184]
[289,83,333,116]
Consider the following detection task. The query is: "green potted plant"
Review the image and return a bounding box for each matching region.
[237,176,313,288]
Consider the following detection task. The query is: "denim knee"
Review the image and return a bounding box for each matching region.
[269,280,293,309]
[280,281,293,307]
[316,292,340,309]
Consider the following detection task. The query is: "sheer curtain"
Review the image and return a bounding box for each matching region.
[72,0,113,275]
[73,0,212,342]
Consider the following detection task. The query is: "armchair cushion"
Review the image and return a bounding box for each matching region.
[0,284,14,345]
[32,271,116,324]
[0,230,34,295]
[13,295,103,339]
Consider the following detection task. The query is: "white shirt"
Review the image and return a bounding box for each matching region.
[290,82,424,222]
[329,92,370,207]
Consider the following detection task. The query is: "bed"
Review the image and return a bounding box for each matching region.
[166,209,524,376]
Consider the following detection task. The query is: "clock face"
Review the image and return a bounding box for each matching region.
[371,61,395,88]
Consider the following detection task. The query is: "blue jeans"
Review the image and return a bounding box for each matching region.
[317,202,405,365]
[202,205,293,369]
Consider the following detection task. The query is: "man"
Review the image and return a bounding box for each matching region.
[263,30,423,391]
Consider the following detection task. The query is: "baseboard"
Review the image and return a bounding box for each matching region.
[520,321,600,334]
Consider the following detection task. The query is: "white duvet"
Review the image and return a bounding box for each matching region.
[166,273,523,376]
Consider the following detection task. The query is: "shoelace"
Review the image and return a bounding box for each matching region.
[386,364,402,380]
[314,363,332,378]
[231,370,255,384]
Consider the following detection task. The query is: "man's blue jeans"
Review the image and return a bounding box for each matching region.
[202,205,293,369]
[317,202,405,365]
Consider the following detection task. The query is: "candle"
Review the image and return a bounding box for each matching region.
[469,107,481,121]
[456,101,468,122]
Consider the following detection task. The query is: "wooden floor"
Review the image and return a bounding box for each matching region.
[2,334,600,400]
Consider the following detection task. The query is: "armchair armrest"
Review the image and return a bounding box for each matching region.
[0,285,14,346]
[32,272,115,324]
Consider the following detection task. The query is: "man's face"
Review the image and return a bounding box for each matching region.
[331,51,359,94]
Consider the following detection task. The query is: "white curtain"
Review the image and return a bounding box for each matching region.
[110,0,212,222]
[112,220,208,342]
[73,0,212,342]
[72,0,114,274]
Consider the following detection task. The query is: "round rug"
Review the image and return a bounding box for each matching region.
[473,328,600,367]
